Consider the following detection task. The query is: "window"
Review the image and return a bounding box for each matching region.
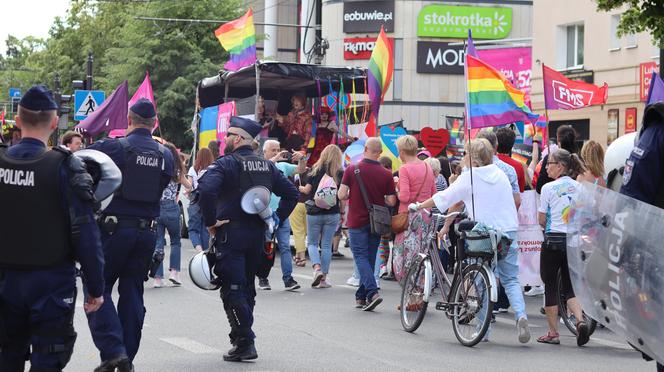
[610,15,620,50]
[625,33,638,48]
[393,39,403,101]
[566,24,584,68]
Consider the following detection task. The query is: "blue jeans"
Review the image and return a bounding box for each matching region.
[306,213,339,274]
[349,224,381,301]
[187,202,209,250]
[155,200,181,278]
[271,214,293,282]
[494,231,526,320]
[352,249,381,283]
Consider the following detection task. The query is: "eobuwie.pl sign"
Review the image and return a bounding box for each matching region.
[417,4,512,39]
[343,1,395,33]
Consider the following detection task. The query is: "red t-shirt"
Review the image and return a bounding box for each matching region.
[341,159,396,228]
[497,153,526,192]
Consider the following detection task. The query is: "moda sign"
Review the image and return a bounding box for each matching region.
[344,37,393,60]
[416,42,465,74]
[343,1,395,33]
[417,4,512,39]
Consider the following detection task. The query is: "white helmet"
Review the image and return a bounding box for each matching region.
[604,132,637,192]
[188,251,221,290]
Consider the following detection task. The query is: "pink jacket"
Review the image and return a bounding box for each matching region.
[397,161,437,213]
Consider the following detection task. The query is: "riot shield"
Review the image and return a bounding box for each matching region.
[568,182,664,363]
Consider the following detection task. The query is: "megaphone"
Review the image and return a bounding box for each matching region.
[240,186,275,233]
[74,149,122,211]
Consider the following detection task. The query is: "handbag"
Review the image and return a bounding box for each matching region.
[353,166,392,236]
[391,162,430,234]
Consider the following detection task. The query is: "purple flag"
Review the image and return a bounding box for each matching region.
[647,71,664,105]
[75,81,128,136]
[466,29,478,58]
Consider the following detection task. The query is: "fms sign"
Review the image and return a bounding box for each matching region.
[343,1,395,33]
[417,42,465,74]
[418,4,512,39]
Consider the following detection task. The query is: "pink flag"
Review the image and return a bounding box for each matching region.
[109,72,159,137]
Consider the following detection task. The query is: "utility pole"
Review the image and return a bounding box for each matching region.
[51,73,62,146]
[86,52,94,90]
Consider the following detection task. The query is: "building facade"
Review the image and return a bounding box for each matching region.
[321,0,533,131]
[530,0,660,146]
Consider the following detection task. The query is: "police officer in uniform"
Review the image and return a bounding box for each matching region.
[198,117,298,362]
[0,85,105,371]
[620,102,664,372]
[86,99,173,371]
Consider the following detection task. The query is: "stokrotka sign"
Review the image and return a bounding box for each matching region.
[417,4,512,39]
[343,1,395,33]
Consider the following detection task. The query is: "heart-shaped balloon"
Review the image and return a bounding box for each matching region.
[379,125,407,157]
[420,127,450,157]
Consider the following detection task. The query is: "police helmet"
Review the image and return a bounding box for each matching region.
[604,132,637,192]
[189,251,221,290]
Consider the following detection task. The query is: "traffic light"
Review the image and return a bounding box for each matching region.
[58,94,72,117]
[72,80,86,91]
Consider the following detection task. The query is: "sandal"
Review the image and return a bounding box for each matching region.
[537,331,560,344]
[576,321,590,346]
[294,256,306,267]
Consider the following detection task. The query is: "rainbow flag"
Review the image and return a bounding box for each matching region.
[215,9,257,71]
[366,26,394,137]
[465,33,538,129]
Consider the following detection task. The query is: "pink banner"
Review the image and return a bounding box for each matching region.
[108,72,159,138]
[216,101,236,150]
[477,47,532,100]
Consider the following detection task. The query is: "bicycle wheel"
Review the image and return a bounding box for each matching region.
[400,257,429,332]
[451,264,493,347]
[557,270,598,336]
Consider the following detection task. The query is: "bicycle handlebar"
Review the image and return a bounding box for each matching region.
[416,208,467,220]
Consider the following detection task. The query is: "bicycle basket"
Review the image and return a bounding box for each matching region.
[464,223,500,258]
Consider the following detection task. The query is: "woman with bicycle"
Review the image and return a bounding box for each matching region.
[410,138,531,344]
[537,149,591,346]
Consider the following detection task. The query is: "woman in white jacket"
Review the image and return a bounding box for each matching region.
[410,138,530,344]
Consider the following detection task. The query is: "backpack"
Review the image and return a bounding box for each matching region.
[314,172,337,209]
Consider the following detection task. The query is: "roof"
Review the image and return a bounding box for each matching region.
[197,61,368,108]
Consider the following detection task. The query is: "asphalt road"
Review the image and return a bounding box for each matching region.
[62,238,651,372]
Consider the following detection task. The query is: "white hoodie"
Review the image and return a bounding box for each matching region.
[432,164,518,233]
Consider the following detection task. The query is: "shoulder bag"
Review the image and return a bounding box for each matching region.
[353,166,392,236]
[391,162,430,234]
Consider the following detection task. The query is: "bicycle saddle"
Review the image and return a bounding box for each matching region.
[457,219,477,232]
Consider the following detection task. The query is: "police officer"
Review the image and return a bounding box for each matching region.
[198,117,298,362]
[85,98,173,371]
[0,85,105,371]
[620,102,664,372]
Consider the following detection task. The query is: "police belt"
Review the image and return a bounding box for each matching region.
[100,215,156,230]
[222,218,264,229]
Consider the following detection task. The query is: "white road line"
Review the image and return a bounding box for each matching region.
[291,273,312,281]
[493,316,542,328]
[159,337,220,354]
[589,337,632,350]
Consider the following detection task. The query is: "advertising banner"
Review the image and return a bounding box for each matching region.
[517,190,544,287]
[343,1,394,33]
[477,47,532,96]
[640,62,659,102]
[625,107,637,134]
[417,4,512,39]
[344,37,393,60]
[416,41,465,74]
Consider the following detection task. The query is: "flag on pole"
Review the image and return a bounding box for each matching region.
[366,26,394,137]
[215,9,257,71]
[75,81,129,136]
[646,71,664,105]
[108,72,158,137]
[542,64,608,110]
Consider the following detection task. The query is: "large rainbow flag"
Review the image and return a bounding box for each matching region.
[215,9,257,71]
[366,26,394,137]
[465,33,538,129]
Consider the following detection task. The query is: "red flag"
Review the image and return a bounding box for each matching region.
[542,64,608,110]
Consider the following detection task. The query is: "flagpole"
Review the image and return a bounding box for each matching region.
[463,37,476,218]
[541,62,551,155]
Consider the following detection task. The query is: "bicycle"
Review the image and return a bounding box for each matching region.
[557,269,598,336]
[399,210,498,347]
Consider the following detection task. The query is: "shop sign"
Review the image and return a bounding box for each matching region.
[344,37,393,60]
[417,4,512,39]
[625,107,637,134]
[640,62,658,102]
[416,41,465,74]
[561,69,594,84]
[343,1,395,33]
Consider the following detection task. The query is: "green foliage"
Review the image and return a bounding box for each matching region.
[0,0,244,150]
[596,0,664,48]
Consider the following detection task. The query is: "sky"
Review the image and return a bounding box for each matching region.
[0,0,71,55]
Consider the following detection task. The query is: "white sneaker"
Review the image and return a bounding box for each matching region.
[153,277,163,288]
[169,271,181,286]
[517,316,531,343]
[345,276,360,287]
[525,286,545,296]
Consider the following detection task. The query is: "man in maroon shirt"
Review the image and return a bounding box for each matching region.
[338,138,396,311]
[496,127,526,192]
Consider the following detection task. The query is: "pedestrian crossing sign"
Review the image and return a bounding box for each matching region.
[74,90,105,121]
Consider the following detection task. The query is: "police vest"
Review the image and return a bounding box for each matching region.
[0,146,72,269]
[116,138,166,204]
[227,153,273,202]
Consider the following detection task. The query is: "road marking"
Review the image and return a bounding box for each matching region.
[159,337,220,354]
[493,316,542,328]
[589,337,632,350]
[291,273,312,281]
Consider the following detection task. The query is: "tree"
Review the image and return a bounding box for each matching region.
[596,0,664,73]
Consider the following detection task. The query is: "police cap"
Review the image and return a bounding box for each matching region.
[130,98,156,119]
[19,85,58,111]
[229,116,261,139]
